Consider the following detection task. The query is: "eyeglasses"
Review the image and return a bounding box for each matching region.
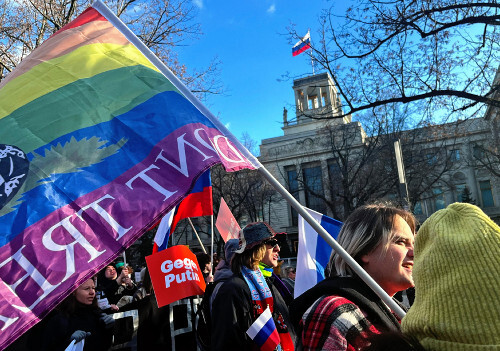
[263,238,279,249]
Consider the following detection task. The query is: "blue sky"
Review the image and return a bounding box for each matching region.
[177,0,339,153]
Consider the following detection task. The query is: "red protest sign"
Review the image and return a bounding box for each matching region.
[146,245,206,308]
[215,197,241,242]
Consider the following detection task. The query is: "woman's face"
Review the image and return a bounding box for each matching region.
[104,265,117,280]
[360,215,414,296]
[74,279,96,305]
[260,238,281,268]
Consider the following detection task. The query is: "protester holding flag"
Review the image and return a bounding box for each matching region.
[0,1,260,347]
[211,222,296,350]
[291,203,416,351]
[40,278,115,351]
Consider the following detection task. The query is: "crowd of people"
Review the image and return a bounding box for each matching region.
[6,201,499,351]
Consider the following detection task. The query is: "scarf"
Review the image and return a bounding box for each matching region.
[242,265,274,317]
[241,266,294,351]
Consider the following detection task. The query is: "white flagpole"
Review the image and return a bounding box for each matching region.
[92,0,404,318]
[308,29,314,75]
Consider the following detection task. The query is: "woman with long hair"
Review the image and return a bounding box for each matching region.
[291,203,416,351]
[211,222,296,350]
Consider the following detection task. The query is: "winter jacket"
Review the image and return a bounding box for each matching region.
[40,304,113,351]
[211,273,296,350]
[290,276,405,351]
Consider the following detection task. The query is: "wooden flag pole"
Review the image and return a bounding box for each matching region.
[188,218,207,254]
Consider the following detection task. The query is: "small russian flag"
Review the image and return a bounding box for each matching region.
[246,306,280,351]
[152,169,213,253]
[292,31,311,57]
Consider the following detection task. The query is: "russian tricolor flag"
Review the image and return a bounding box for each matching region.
[153,169,213,252]
[295,208,342,297]
[292,31,311,57]
[246,306,280,351]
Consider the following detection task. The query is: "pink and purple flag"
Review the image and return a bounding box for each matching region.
[0,2,258,349]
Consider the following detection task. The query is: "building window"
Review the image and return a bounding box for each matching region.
[307,95,318,109]
[413,201,423,215]
[473,145,485,159]
[327,160,341,182]
[296,90,304,111]
[425,153,438,165]
[286,168,299,226]
[303,165,326,213]
[321,93,328,107]
[479,180,494,207]
[432,187,445,210]
[449,149,460,162]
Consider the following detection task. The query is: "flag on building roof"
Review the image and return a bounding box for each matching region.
[0,1,259,348]
[152,169,212,252]
[292,31,311,57]
[295,208,342,297]
[246,306,280,351]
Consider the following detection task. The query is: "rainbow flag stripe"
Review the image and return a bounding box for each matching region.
[0,5,256,349]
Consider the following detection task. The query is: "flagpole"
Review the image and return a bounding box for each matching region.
[92,0,404,318]
[257,166,406,319]
[92,0,260,170]
[210,215,214,275]
[308,29,314,75]
[188,218,207,254]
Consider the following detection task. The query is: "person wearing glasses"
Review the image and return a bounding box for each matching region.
[211,222,296,351]
[290,203,416,351]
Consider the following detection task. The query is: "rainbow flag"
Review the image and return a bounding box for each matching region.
[0,2,258,348]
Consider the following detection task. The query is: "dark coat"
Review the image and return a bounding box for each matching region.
[103,279,137,305]
[40,304,113,351]
[211,272,296,350]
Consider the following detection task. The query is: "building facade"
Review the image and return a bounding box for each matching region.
[259,72,500,258]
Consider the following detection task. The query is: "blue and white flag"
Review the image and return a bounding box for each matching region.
[295,208,342,298]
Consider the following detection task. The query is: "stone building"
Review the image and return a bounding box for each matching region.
[259,72,500,259]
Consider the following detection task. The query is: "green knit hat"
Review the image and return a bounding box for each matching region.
[401,202,500,350]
